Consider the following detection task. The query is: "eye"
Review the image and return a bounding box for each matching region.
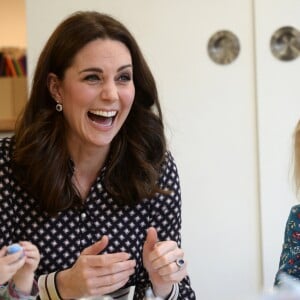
[84,74,100,82]
[117,72,132,82]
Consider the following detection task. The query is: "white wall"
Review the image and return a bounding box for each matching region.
[0,0,27,48]
[25,1,261,299]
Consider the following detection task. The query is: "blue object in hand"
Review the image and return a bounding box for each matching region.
[7,243,23,255]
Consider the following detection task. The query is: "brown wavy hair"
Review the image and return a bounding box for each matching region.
[12,11,166,216]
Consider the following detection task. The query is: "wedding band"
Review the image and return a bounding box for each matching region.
[175,258,185,270]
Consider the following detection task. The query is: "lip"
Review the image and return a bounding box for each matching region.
[88,109,118,117]
[87,110,117,130]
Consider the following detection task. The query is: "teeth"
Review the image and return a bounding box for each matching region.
[89,110,117,117]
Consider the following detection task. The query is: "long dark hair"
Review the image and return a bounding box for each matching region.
[13,11,166,216]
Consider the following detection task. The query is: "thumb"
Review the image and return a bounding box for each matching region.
[145,227,158,251]
[81,235,109,255]
[0,246,6,257]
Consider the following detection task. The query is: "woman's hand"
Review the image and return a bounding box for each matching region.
[12,241,40,294]
[0,246,26,285]
[56,236,136,299]
[143,227,188,298]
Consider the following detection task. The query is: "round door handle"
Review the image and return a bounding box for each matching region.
[207,30,240,65]
[270,26,300,61]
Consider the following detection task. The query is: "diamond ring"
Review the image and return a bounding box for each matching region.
[175,258,185,270]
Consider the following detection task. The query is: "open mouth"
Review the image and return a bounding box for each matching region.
[87,109,117,126]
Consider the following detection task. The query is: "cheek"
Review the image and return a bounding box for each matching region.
[121,88,135,110]
[62,85,95,107]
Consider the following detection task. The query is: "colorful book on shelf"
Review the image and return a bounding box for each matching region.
[12,57,24,76]
[0,52,5,76]
[0,48,27,77]
[5,54,17,77]
[5,62,11,76]
[18,55,27,76]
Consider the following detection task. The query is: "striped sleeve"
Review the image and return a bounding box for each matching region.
[38,273,61,300]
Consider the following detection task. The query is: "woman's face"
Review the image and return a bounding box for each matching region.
[52,38,135,150]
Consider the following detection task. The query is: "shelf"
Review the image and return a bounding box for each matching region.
[0,77,27,131]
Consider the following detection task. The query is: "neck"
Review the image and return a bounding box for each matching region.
[73,167,93,200]
[68,145,110,200]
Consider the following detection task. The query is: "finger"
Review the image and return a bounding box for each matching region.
[152,247,184,269]
[22,247,40,258]
[19,241,32,248]
[24,257,39,270]
[149,241,183,263]
[0,246,7,257]
[152,240,178,256]
[82,236,109,255]
[7,256,26,272]
[161,265,188,283]
[90,259,136,276]
[145,227,158,251]
[23,249,40,260]
[5,251,24,264]
[19,241,38,253]
[157,259,187,276]
[83,252,131,267]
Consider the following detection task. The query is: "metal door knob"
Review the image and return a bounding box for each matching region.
[207,30,240,65]
[270,26,300,61]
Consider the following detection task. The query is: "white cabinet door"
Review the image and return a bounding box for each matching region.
[255,0,300,290]
[160,1,260,299]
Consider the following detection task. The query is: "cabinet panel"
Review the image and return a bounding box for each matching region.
[0,77,27,131]
[255,0,300,290]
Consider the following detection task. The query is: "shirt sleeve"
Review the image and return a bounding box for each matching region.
[134,151,196,299]
[275,205,300,286]
[0,280,38,300]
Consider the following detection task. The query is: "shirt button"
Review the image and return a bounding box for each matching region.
[81,212,87,219]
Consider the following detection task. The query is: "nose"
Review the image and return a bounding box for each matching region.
[100,80,118,101]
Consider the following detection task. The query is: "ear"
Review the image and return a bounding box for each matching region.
[47,73,63,103]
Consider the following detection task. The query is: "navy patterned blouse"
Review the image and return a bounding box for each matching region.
[0,137,195,299]
[275,204,300,286]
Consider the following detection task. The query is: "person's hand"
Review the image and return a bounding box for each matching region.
[12,241,40,294]
[143,227,188,298]
[0,245,26,285]
[57,236,136,299]
[15,241,40,274]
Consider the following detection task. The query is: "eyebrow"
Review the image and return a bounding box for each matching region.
[79,64,133,74]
